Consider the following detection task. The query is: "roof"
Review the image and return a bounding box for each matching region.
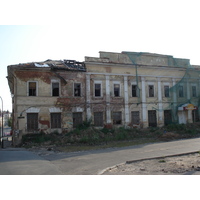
[9,59,86,72]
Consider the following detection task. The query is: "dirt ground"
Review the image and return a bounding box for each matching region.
[102,153,200,175]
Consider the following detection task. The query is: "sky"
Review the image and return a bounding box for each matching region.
[1,0,200,195]
[1,0,200,112]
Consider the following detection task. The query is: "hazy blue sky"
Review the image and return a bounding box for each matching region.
[1,0,200,111]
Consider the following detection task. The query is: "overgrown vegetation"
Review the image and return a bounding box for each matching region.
[21,122,200,151]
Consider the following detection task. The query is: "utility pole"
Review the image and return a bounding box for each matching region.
[0,96,3,148]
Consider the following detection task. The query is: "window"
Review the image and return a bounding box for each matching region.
[179,85,184,97]
[132,85,138,97]
[28,82,37,96]
[114,84,120,97]
[73,112,83,128]
[113,112,122,124]
[52,82,59,96]
[149,85,154,97]
[164,110,172,126]
[74,83,81,97]
[95,83,101,97]
[27,113,38,131]
[148,110,157,127]
[51,113,61,128]
[94,112,103,126]
[192,86,197,97]
[164,86,170,97]
[131,111,140,124]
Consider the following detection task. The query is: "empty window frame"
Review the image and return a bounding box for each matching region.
[192,85,197,97]
[114,84,120,97]
[132,85,138,97]
[74,83,81,97]
[178,85,184,97]
[28,82,37,96]
[164,85,170,97]
[52,82,59,96]
[94,83,101,97]
[94,112,103,126]
[73,112,83,128]
[149,85,154,97]
[51,113,61,128]
[27,113,38,131]
[113,112,122,124]
[131,111,140,124]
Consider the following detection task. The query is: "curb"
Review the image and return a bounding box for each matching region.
[126,151,200,164]
[98,151,200,175]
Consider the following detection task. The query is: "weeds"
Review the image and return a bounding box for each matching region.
[21,122,200,148]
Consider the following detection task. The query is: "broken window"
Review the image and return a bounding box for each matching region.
[27,113,38,131]
[192,86,197,97]
[132,85,138,97]
[113,112,122,124]
[51,113,61,128]
[179,85,184,97]
[52,82,59,96]
[149,85,154,97]
[28,82,37,96]
[131,111,140,124]
[95,83,101,97]
[74,83,81,97]
[114,84,120,97]
[73,112,83,128]
[164,86,169,97]
[94,112,103,126]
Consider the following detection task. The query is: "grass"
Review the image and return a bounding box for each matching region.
[21,122,200,152]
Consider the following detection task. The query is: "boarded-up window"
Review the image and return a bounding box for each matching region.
[27,113,38,131]
[74,83,81,97]
[51,113,61,128]
[73,112,83,128]
[95,84,101,97]
[149,85,154,97]
[114,84,120,97]
[164,110,172,125]
[148,110,157,127]
[192,109,199,122]
[52,82,59,96]
[113,112,122,124]
[94,112,103,126]
[28,82,36,96]
[131,111,140,124]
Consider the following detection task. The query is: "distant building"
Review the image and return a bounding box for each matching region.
[0,110,11,128]
[7,52,200,146]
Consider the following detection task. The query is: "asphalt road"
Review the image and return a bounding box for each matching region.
[0,137,200,175]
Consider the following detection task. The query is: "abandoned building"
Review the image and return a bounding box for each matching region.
[7,51,200,145]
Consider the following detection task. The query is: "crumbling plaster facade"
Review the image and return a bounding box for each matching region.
[7,51,200,145]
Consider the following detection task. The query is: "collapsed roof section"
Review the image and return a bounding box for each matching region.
[10,59,86,72]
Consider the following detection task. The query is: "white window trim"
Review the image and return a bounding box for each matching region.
[27,81,38,96]
[51,79,60,97]
[113,81,121,97]
[94,81,102,97]
[73,82,82,97]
